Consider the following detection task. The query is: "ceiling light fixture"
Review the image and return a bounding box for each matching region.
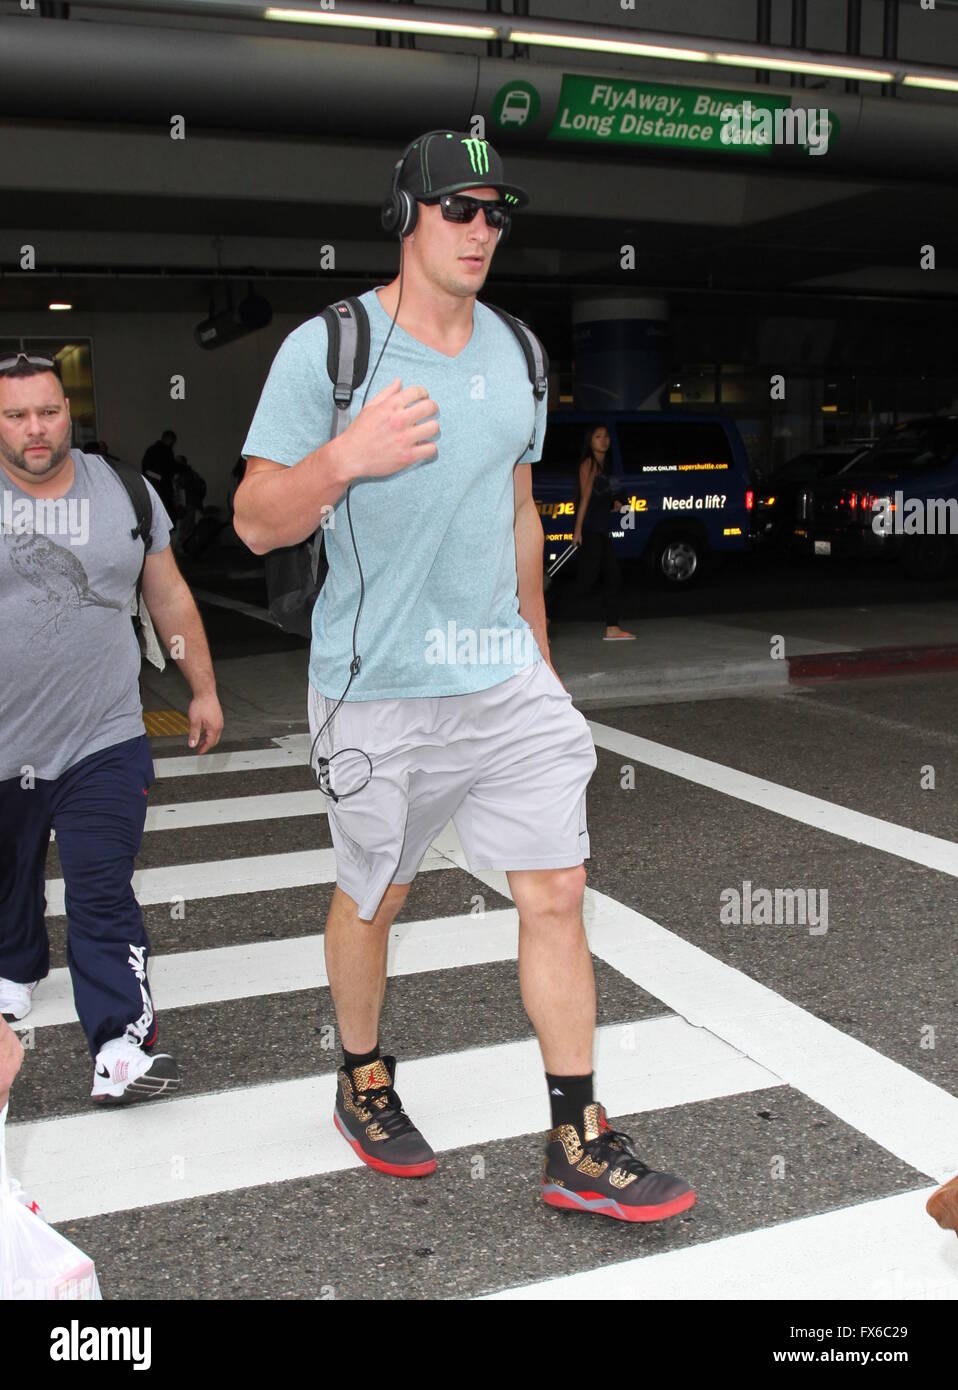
[902,73,958,92]
[506,31,711,63]
[711,52,894,82]
[264,6,498,39]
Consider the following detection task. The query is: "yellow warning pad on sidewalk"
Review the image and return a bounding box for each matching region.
[143,709,191,737]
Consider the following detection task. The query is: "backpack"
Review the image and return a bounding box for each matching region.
[263,296,550,637]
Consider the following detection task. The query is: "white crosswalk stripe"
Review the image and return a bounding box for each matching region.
[44,846,449,914]
[587,721,958,878]
[22,910,520,1028]
[482,1190,958,1301]
[146,790,327,830]
[151,747,307,777]
[6,1019,779,1224]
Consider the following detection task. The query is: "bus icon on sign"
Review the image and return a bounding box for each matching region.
[500,88,532,126]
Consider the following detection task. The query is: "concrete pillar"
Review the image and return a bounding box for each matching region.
[571,295,670,412]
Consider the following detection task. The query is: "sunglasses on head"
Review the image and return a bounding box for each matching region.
[422,194,511,229]
[0,352,57,375]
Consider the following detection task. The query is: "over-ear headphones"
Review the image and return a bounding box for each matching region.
[380,135,426,240]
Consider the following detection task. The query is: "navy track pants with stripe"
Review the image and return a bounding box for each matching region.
[0,735,157,1058]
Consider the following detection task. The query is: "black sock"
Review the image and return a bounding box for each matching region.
[343,1042,381,1073]
[546,1072,594,1130]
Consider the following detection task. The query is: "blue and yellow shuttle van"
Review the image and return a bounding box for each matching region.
[535,412,753,586]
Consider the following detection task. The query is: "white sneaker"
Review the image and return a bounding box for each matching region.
[0,978,37,1022]
[91,1037,181,1105]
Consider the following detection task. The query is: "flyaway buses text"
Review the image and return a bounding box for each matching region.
[548,76,833,155]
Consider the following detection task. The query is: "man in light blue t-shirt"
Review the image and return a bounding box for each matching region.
[236,131,694,1222]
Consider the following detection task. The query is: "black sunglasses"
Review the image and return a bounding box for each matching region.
[422,194,511,230]
[0,351,57,375]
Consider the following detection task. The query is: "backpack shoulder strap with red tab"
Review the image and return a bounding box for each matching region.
[320,297,371,438]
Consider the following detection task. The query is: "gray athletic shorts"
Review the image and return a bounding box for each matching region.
[307,659,597,921]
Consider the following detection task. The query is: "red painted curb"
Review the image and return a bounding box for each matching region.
[788,644,958,682]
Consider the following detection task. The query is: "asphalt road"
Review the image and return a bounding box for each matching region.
[6,666,957,1300]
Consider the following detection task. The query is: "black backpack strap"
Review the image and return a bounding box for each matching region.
[484,304,549,451]
[295,296,371,585]
[103,456,153,548]
[321,296,370,438]
[100,455,153,603]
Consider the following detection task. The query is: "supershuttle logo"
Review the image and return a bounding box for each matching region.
[536,497,648,517]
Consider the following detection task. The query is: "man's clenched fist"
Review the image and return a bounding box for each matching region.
[336,378,439,482]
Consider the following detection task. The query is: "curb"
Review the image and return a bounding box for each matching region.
[788,644,958,683]
[565,660,788,709]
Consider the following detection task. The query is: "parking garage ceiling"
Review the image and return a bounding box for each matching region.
[1,1,957,326]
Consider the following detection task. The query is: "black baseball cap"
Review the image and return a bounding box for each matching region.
[397,130,529,209]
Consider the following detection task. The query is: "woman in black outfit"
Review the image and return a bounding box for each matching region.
[571,424,635,641]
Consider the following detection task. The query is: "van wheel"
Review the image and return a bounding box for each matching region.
[648,531,705,587]
[901,535,954,580]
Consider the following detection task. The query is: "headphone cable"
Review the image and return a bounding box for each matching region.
[309,243,406,800]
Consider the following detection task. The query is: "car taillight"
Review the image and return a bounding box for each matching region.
[746,489,753,510]
[849,492,857,510]
[860,493,871,511]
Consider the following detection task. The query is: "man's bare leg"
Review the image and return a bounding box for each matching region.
[508,863,696,1221]
[324,881,411,1054]
[326,879,437,1177]
[508,864,594,1073]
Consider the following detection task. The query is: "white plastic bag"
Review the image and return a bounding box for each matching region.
[132,590,166,672]
[7,1172,44,1220]
[0,1103,102,1300]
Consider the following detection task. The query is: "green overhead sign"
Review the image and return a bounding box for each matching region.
[546,75,836,156]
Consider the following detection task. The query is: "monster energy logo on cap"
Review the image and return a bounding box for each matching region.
[395,130,530,209]
[461,137,490,175]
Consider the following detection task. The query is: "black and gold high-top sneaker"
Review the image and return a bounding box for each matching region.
[333,1055,437,1178]
[542,1102,695,1222]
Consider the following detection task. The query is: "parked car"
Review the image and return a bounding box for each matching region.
[535,411,752,587]
[751,440,875,546]
[795,416,958,578]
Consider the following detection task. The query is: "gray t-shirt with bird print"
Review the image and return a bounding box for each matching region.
[0,449,172,781]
